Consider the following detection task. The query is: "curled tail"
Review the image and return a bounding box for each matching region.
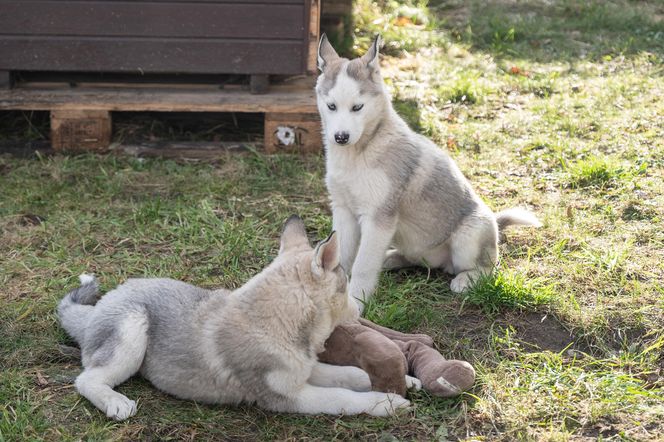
[57,274,100,345]
[495,208,542,230]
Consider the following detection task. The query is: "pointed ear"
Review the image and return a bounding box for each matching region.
[317,33,340,72]
[361,35,382,70]
[279,215,309,254]
[312,231,340,276]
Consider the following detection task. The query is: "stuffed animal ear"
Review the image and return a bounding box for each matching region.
[279,215,309,254]
[312,231,340,275]
[317,33,340,72]
[361,35,382,70]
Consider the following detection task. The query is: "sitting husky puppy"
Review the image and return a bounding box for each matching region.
[57,216,410,421]
[315,35,541,305]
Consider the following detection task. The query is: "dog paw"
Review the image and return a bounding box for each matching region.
[405,375,422,391]
[365,392,411,417]
[450,273,472,293]
[105,396,136,421]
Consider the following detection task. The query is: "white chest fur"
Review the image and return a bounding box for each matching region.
[325,149,391,218]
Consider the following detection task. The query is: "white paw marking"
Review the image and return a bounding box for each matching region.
[450,273,472,293]
[104,396,136,421]
[436,376,461,394]
[405,375,422,391]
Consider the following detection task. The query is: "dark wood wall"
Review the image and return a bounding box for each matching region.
[0,0,312,75]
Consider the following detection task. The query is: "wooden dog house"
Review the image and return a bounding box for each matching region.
[0,0,323,154]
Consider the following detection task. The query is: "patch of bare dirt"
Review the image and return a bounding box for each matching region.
[508,311,579,353]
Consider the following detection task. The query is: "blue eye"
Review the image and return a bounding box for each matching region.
[351,104,364,112]
[327,103,337,111]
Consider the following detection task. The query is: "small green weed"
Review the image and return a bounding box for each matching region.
[564,156,632,188]
[437,78,480,104]
[462,270,554,315]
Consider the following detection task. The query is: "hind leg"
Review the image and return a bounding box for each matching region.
[449,216,498,293]
[76,312,148,420]
[382,249,414,270]
[387,242,453,273]
[308,363,371,392]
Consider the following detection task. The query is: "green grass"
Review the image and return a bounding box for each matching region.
[564,155,644,189]
[2,0,664,440]
[462,270,554,315]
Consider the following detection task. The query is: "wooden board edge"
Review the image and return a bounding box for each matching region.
[306,0,321,75]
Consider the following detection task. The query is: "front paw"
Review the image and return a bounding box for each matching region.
[405,375,422,391]
[365,392,411,417]
[104,396,136,421]
[450,273,472,293]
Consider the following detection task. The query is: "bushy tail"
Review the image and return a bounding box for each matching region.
[57,274,100,345]
[495,208,543,230]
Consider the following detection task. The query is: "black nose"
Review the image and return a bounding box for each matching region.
[334,132,350,145]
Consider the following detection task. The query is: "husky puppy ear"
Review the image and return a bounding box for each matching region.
[361,35,382,70]
[312,231,340,277]
[317,33,340,72]
[279,215,309,253]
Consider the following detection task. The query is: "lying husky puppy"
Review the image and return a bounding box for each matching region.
[57,216,409,421]
[315,35,541,305]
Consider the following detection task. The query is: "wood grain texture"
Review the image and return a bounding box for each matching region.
[0,0,314,75]
[50,109,111,151]
[0,84,318,113]
[6,0,304,4]
[0,38,304,74]
[0,2,305,39]
[306,0,321,74]
[264,112,321,153]
[0,71,13,89]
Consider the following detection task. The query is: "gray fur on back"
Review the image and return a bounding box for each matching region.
[396,136,481,247]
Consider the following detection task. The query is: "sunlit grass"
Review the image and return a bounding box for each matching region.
[1,0,663,439]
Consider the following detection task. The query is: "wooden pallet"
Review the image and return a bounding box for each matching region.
[0,78,322,155]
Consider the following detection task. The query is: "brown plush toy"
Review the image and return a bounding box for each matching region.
[317,318,475,398]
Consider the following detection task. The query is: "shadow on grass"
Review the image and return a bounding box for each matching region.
[431,0,664,63]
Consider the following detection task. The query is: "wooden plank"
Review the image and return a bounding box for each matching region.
[264,112,321,153]
[16,71,243,86]
[0,2,305,39]
[0,38,305,75]
[50,110,112,151]
[306,0,321,74]
[0,71,13,89]
[250,75,270,95]
[11,0,304,4]
[17,74,315,92]
[0,85,318,113]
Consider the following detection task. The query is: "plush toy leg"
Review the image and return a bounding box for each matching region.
[354,332,408,396]
[396,340,475,397]
[358,318,434,347]
[318,322,409,396]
